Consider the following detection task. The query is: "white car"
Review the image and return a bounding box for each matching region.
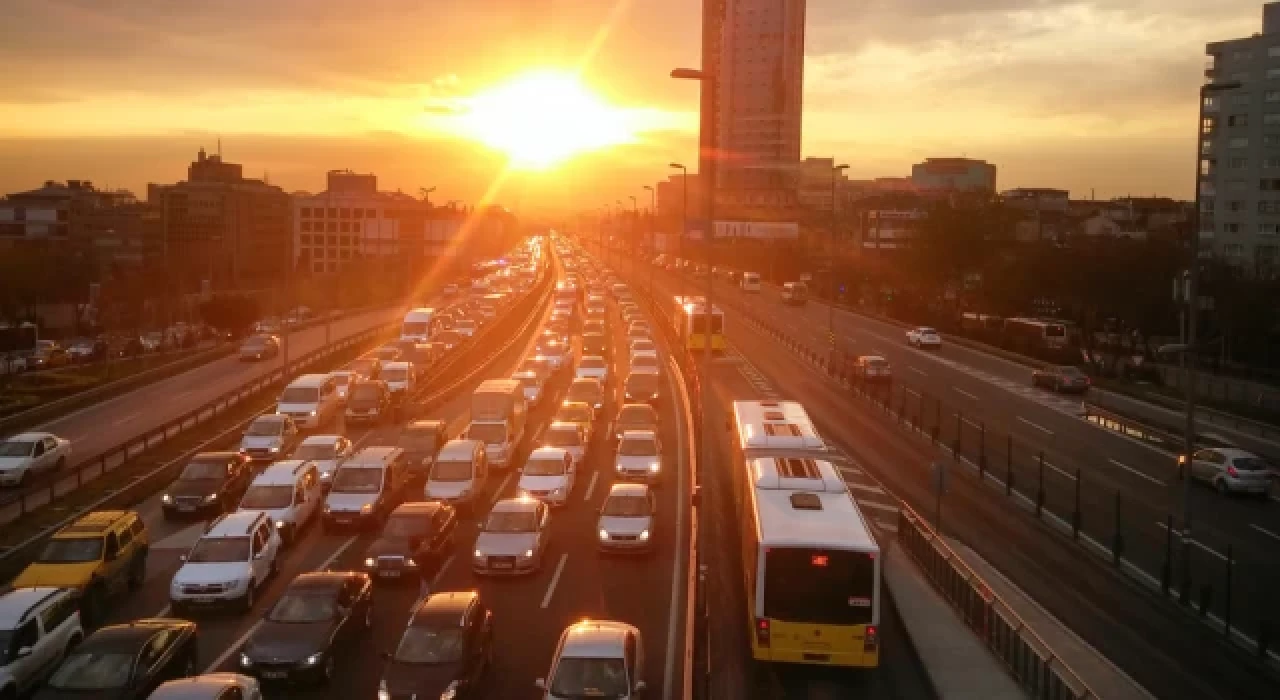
[542,421,588,468]
[473,497,552,576]
[520,447,577,508]
[906,326,942,348]
[0,587,84,697]
[290,434,354,486]
[150,673,262,700]
[453,318,478,337]
[170,510,283,614]
[0,432,72,486]
[628,338,657,359]
[615,430,664,485]
[237,460,323,544]
[596,482,656,553]
[536,620,646,699]
[629,351,662,376]
[576,355,610,384]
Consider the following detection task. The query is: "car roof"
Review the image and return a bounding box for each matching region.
[254,460,312,484]
[149,674,250,700]
[410,590,479,626]
[83,619,191,651]
[547,421,581,432]
[7,432,54,441]
[530,446,570,459]
[0,587,71,627]
[253,414,286,424]
[1210,447,1259,459]
[300,434,344,446]
[492,497,539,513]
[287,571,352,592]
[606,482,650,499]
[560,620,636,657]
[55,510,134,538]
[205,510,267,538]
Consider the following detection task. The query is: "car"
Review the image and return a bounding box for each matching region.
[567,377,606,415]
[239,335,280,361]
[1181,447,1273,497]
[290,435,355,486]
[628,338,657,358]
[906,326,942,349]
[554,400,598,444]
[400,419,449,482]
[514,370,545,406]
[381,360,417,400]
[627,320,652,337]
[537,332,571,362]
[615,430,664,485]
[583,319,607,337]
[854,355,892,383]
[276,374,343,430]
[237,571,373,685]
[541,422,588,469]
[623,371,662,404]
[575,355,611,384]
[329,370,357,402]
[237,460,323,545]
[169,510,283,614]
[0,432,72,487]
[453,318,478,338]
[377,591,493,700]
[629,351,662,376]
[535,620,646,699]
[348,355,382,381]
[345,380,394,425]
[12,510,148,627]
[35,618,198,700]
[614,403,658,441]
[66,337,107,362]
[372,345,403,366]
[1031,365,1090,393]
[26,342,68,370]
[0,587,84,698]
[625,325,650,343]
[161,452,255,520]
[443,283,460,296]
[596,482,656,553]
[361,502,458,582]
[238,415,300,463]
[425,440,488,514]
[518,355,555,383]
[472,497,551,576]
[148,673,262,700]
[322,447,409,532]
[519,447,577,507]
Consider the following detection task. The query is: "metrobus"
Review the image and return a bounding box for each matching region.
[1002,317,1069,351]
[729,400,882,669]
[672,296,726,353]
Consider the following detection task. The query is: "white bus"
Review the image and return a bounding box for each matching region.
[1003,317,1068,350]
[729,400,882,668]
[400,308,436,343]
[741,272,761,293]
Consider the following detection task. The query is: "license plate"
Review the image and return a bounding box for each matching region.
[178,505,195,512]
[262,671,287,680]
[491,561,513,569]
[335,518,351,524]
[379,570,401,578]
[192,596,217,604]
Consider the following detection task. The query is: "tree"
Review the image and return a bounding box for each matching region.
[198,295,261,334]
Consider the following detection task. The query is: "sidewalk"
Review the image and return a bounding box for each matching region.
[883,541,1026,700]
[944,538,1155,700]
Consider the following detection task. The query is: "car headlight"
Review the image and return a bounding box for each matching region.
[551,488,563,497]
[323,504,332,514]
[360,503,373,513]
[204,493,219,502]
[302,652,323,667]
[520,548,534,560]
[406,558,418,568]
[639,529,650,541]
[268,446,281,453]
[320,471,333,482]
[598,528,610,541]
[473,549,484,559]
[309,410,317,417]
[239,652,253,668]
[648,462,661,473]
[377,681,390,700]
[440,680,460,700]
[275,519,286,528]
[162,494,173,504]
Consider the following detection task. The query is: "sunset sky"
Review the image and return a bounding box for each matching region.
[0,0,1267,213]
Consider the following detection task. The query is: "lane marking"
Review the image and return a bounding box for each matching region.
[838,465,863,477]
[540,552,569,609]
[952,386,979,401]
[872,519,899,533]
[1250,523,1280,543]
[847,482,885,496]
[1108,458,1165,486]
[112,411,141,426]
[664,353,694,700]
[908,366,927,376]
[431,554,457,586]
[1044,460,1077,481]
[583,471,600,501]
[904,387,921,398]
[1153,521,1227,562]
[1017,416,1054,435]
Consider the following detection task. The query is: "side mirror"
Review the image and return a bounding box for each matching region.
[535,679,547,690]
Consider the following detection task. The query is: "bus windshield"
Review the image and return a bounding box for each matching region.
[764,548,876,625]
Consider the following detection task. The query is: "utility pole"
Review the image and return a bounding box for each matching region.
[670,163,689,302]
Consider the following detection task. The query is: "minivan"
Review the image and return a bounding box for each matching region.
[424,439,488,515]
[322,447,408,532]
[276,373,342,430]
[238,459,323,544]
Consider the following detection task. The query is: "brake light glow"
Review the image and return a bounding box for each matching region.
[864,625,879,651]
[1227,465,1239,478]
[755,618,771,647]
[811,554,829,567]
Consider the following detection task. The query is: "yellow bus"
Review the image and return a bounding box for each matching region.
[730,400,882,668]
[672,296,726,352]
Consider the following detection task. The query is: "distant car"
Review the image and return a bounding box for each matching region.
[567,377,606,415]
[35,618,198,700]
[443,283,460,296]
[148,674,261,700]
[345,380,393,425]
[0,432,71,486]
[0,587,84,698]
[26,341,68,369]
[377,591,494,700]
[537,333,573,370]
[575,355,611,385]
[361,502,458,583]
[472,497,551,576]
[615,430,664,485]
[1031,365,1090,393]
[614,403,658,442]
[239,334,280,361]
[906,326,942,349]
[291,435,355,486]
[66,337,107,362]
[453,318,478,338]
[623,371,662,404]
[329,370,357,402]
[854,355,892,383]
[161,452,254,519]
[238,571,373,685]
[628,338,657,359]
[536,620,646,699]
[597,482,656,554]
[519,447,577,508]
[519,356,555,384]
[515,370,545,406]
[554,401,598,444]
[1181,447,1273,497]
[541,422,588,469]
[629,352,662,376]
[238,414,300,463]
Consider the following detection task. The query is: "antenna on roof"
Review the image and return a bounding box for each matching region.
[217,137,222,158]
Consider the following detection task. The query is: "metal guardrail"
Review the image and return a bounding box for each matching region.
[897,505,1097,700]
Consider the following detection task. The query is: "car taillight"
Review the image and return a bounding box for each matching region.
[1227,465,1239,478]
[755,618,771,647]
[864,625,879,652]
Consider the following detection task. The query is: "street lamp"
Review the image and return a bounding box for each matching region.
[644,184,656,295]
[630,194,639,281]
[829,163,849,366]
[670,163,688,302]
[616,200,625,268]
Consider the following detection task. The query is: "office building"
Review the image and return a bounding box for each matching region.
[1002,188,1070,213]
[1200,1,1280,275]
[0,180,160,270]
[798,157,851,213]
[910,158,997,194]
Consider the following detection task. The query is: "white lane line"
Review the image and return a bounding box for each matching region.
[1017,416,1054,435]
[873,519,899,533]
[908,366,927,376]
[856,500,900,515]
[847,482,885,496]
[1108,458,1165,486]
[431,555,457,586]
[1043,460,1077,481]
[203,535,357,673]
[583,471,600,501]
[1250,523,1280,543]
[952,386,979,401]
[1154,521,1228,562]
[112,411,141,426]
[540,553,569,609]
[905,387,921,398]
[664,353,693,700]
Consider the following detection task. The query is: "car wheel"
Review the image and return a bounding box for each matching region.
[1215,479,1229,496]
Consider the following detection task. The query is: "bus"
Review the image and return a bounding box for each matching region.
[672,296,726,353]
[729,400,882,668]
[400,308,436,343]
[1002,317,1068,351]
[781,282,809,306]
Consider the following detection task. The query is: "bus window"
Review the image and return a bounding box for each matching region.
[764,548,876,625]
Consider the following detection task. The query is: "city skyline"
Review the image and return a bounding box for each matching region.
[0,0,1267,211]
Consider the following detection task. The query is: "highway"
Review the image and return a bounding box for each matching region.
[632,257,1280,700]
[84,254,694,698]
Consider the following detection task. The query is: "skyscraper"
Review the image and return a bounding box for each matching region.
[702,0,807,216]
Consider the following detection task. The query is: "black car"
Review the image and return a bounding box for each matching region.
[161,452,254,519]
[238,571,374,685]
[400,420,449,482]
[362,502,458,583]
[35,619,198,700]
[378,591,493,700]
[1032,365,1091,394]
[345,380,393,425]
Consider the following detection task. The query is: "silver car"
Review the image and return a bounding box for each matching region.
[239,334,279,361]
[615,430,663,485]
[597,482,656,553]
[1182,447,1272,497]
[148,673,261,700]
[473,497,551,575]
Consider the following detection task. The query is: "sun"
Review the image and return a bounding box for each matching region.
[455,71,637,169]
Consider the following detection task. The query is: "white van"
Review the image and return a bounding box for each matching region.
[741,272,761,292]
[322,447,408,532]
[238,459,322,544]
[401,307,435,343]
[381,360,416,398]
[276,374,341,430]
[424,439,488,515]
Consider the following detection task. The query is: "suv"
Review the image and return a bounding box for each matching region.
[161,452,254,520]
[0,587,84,698]
[169,511,282,614]
[12,510,148,626]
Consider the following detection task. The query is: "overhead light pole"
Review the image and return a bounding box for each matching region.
[630,194,639,281]
[644,184,656,295]
[828,163,849,366]
[670,163,689,302]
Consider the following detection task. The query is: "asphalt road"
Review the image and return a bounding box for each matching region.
[88,265,694,699]
[634,260,1280,700]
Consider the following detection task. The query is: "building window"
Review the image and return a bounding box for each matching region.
[1260,200,1280,213]
[1271,46,1280,58]
[339,236,350,245]
[1261,223,1280,235]
[1232,72,1252,82]
[1268,91,1280,102]
[1223,243,1245,256]
[1200,158,1215,176]
[300,221,311,232]
[1202,116,1216,135]
[328,235,338,244]
[1229,157,1248,169]
[1227,179,1247,191]
[339,249,351,259]
[340,221,350,233]
[339,208,350,218]
[1224,223,1242,233]
[1262,178,1280,190]
[1230,94,1251,106]
[300,234,311,244]
[1267,113,1280,125]
[327,208,337,218]
[1228,200,1246,211]
[352,221,361,233]
[300,207,311,217]
[313,262,324,273]
[327,262,338,272]
[1229,137,1250,148]
[1228,114,1249,127]
[1201,139,1213,155]
[366,208,376,217]
[326,222,336,233]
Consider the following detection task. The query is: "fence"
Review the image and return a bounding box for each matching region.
[897,505,1097,699]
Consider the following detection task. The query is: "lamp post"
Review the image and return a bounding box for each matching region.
[616,200,625,269]
[670,163,688,302]
[630,194,639,281]
[644,184,656,295]
[829,163,849,366]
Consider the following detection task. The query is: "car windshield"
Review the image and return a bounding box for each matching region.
[619,437,658,456]
[557,406,592,423]
[467,423,507,444]
[632,355,659,369]
[331,374,351,386]
[403,321,430,336]
[581,357,606,369]
[188,536,250,563]
[549,657,630,698]
[402,430,442,451]
[545,428,581,448]
[350,384,382,401]
[240,485,293,509]
[383,368,409,382]
[38,537,103,563]
[180,460,227,480]
[568,384,600,403]
[246,419,283,437]
[484,510,536,533]
[431,460,473,482]
[383,514,429,538]
[394,626,467,664]
[1233,457,1271,471]
[0,440,35,457]
[331,467,382,493]
[47,651,135,689]
[242,338,267,349]
[603,495,649,517]
[631,342,654,353]
[618,406,657,426]
[525,457,566,476]
[293,443,337,460]
[279,387,319,403]
[267,592,337,623]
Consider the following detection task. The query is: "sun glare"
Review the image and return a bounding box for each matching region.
[454,71,637,169]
